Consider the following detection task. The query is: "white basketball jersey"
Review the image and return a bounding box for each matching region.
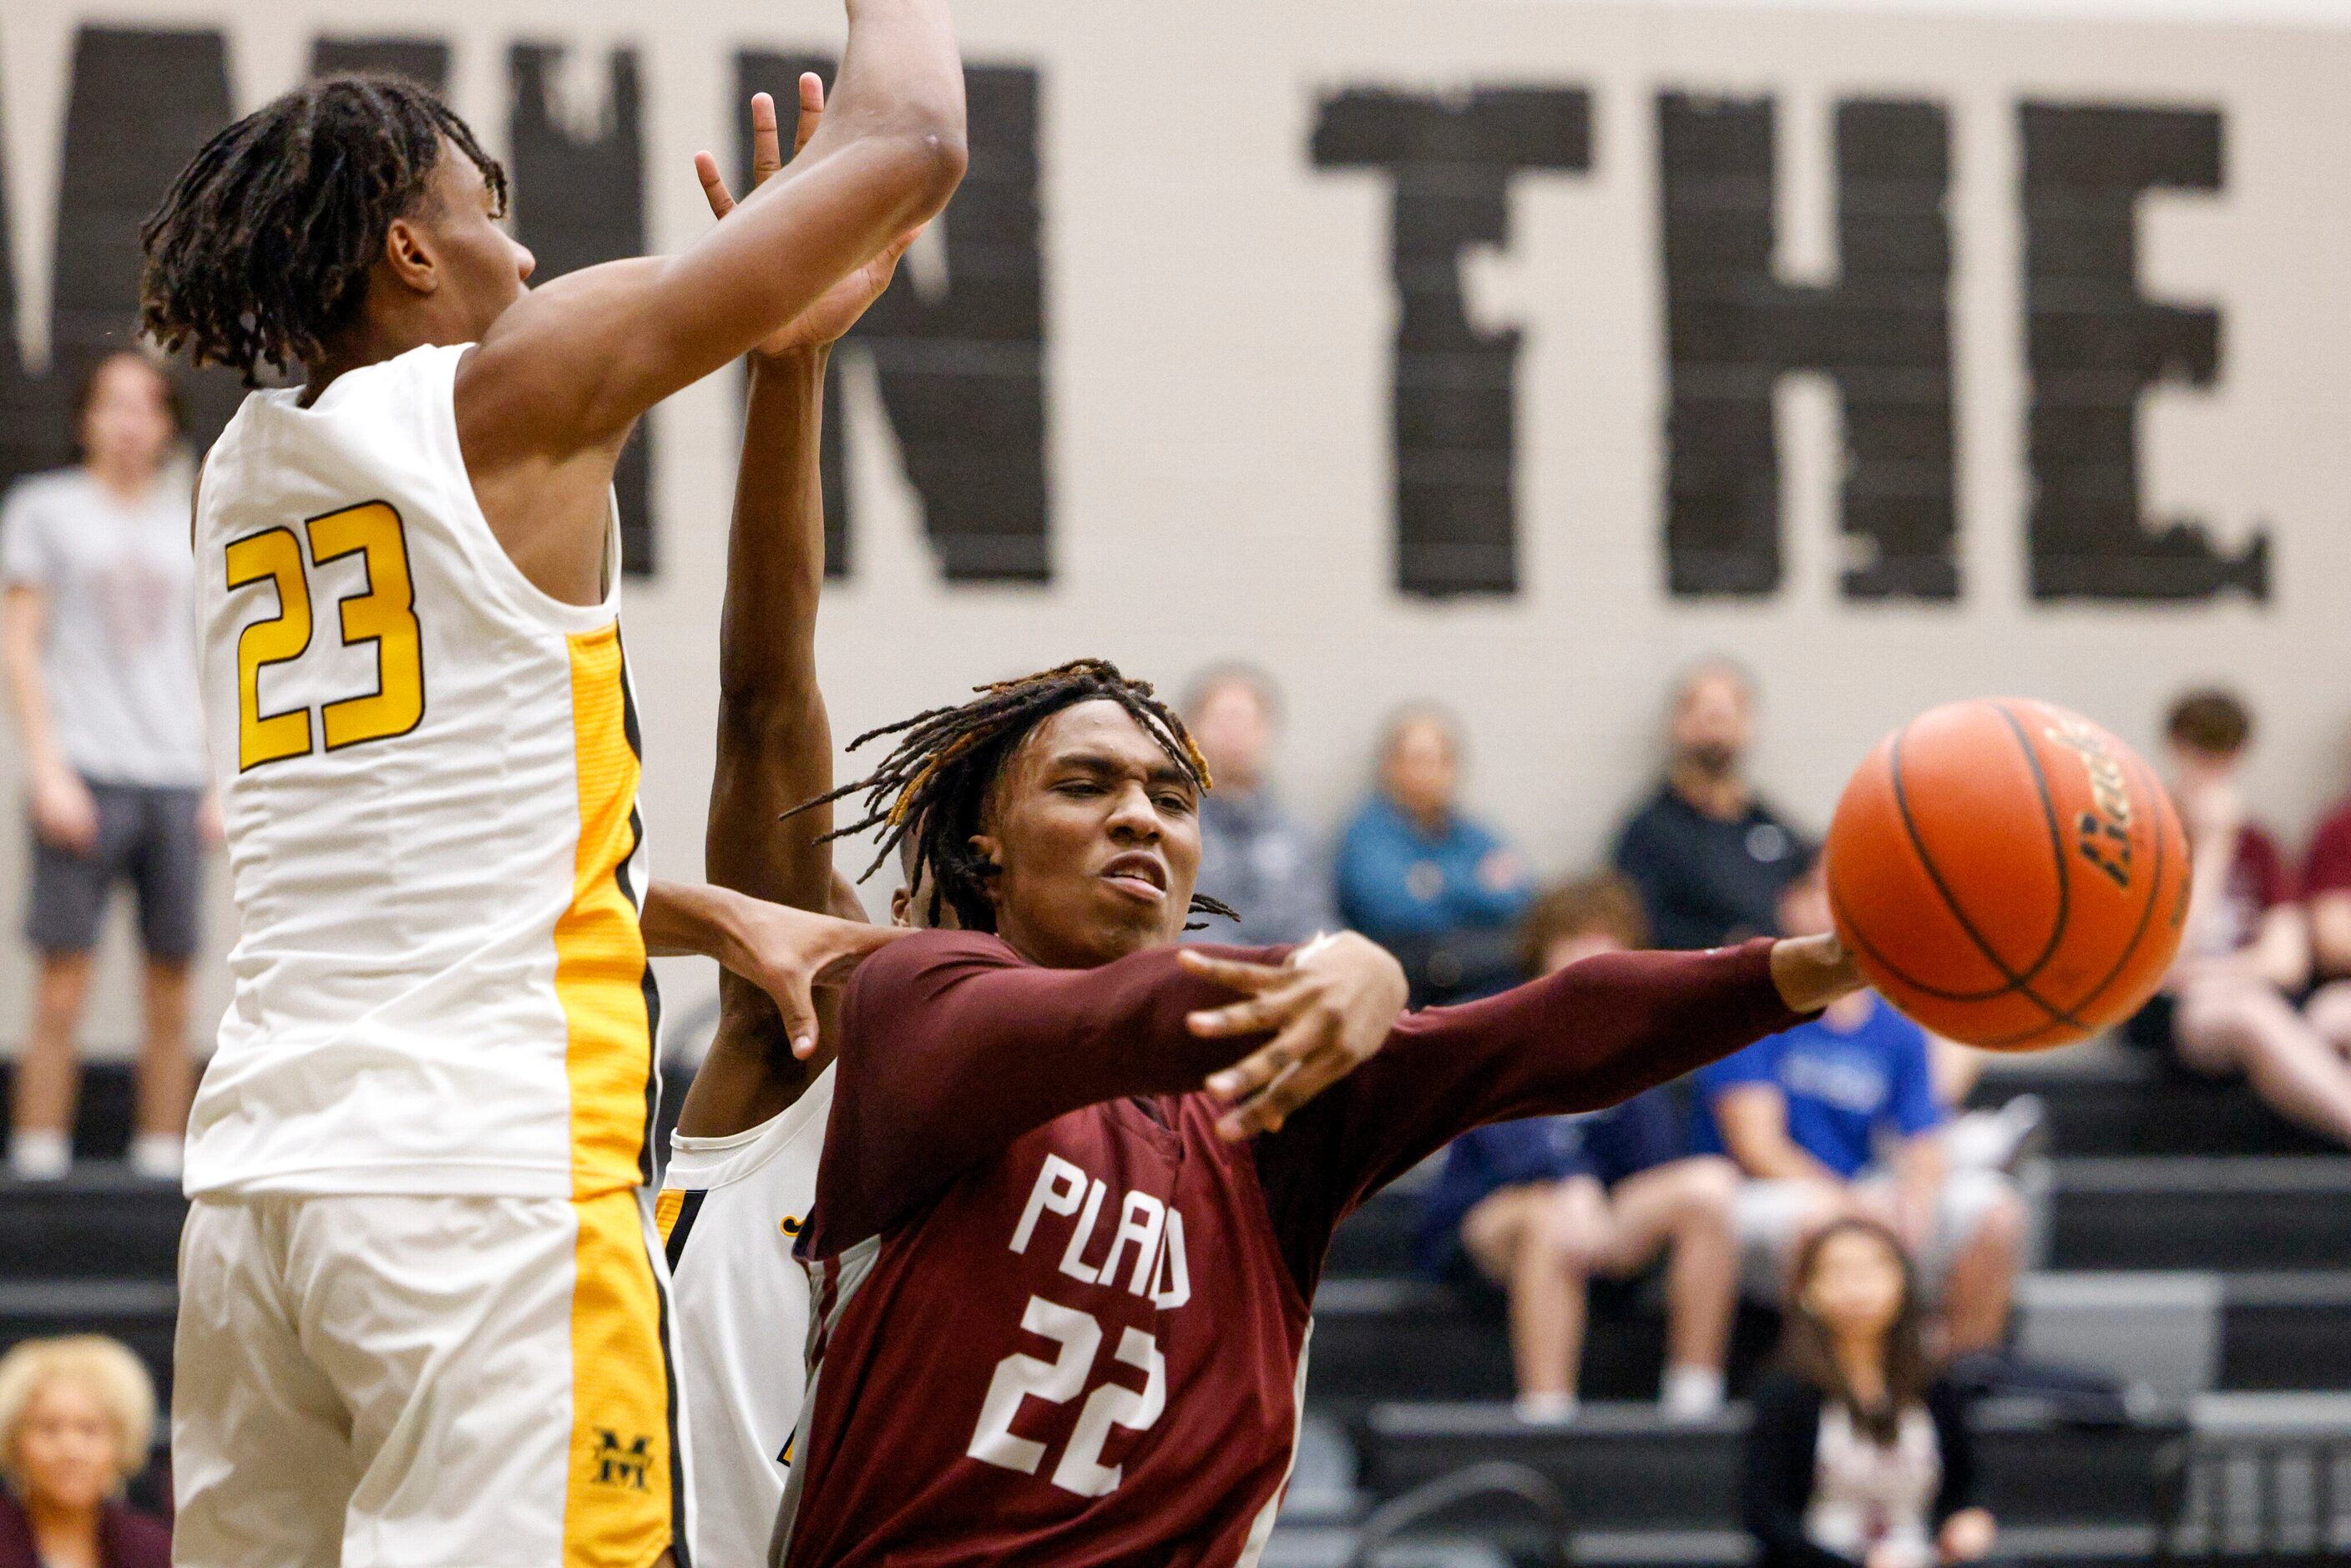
[187,342,658,1201]
[658,1065,834,1568]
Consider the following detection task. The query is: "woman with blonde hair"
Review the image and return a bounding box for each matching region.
[0,1336,169,1568]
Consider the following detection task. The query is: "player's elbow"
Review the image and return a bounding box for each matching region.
[876,121,968,218]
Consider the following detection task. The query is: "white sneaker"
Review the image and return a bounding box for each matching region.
[1661,1364,1726,1422]
[1514,1392,1578,1425]
[9,1130,70,1181]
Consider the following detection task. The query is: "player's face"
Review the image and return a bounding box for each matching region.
[974,700,1202,969]
[412,143,535,340]
[10,1377,121,1511]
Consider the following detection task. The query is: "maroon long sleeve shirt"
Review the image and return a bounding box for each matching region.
[776,930,1798,1565]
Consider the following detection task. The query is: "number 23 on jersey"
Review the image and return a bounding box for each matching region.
[224,502,425,771]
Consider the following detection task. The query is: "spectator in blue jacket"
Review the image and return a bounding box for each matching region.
[1417,873,1740,1423]
[1695,866,2025,1354]
[1336,705,1534,1004]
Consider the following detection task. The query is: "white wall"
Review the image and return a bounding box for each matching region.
[3,0,2348,1055]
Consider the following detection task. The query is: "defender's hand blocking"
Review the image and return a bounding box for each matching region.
[1183,933,1409,1141]
[720,895,908,1059]
[693,76,923,357]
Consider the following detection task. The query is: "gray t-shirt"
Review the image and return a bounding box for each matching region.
[2,466,207,787]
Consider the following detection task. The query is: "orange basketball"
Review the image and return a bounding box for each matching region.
[1823,698,2189,1051]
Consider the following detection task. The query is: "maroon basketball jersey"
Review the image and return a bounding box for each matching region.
[775,930,1795,1565]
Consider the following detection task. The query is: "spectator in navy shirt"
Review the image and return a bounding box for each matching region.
[1614,660,1811,951]
[1418,873,1740,1422]
[1182,665,1335,946]
[1336,705,1534,1004]
[1696,867,2024,1354]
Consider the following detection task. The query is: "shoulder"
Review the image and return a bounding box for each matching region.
[1614,789,1685,852]
[2239,823,2298,900]
[2,468,82,524]
[2312,804,2351,857]
[100,1504,174,1568]
[847,928,1023,999]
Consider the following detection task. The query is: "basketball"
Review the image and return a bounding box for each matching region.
[1823,698,2190,1051]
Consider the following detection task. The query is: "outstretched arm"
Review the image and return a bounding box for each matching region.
[803,931,1407,1256]
[454,0,963,592]
[680,80,918,1136]
[1244,933,1859,1292]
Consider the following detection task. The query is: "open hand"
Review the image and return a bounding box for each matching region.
[722,896,908,1059]
[1180,933,1408,1140]
[692,75,922,357]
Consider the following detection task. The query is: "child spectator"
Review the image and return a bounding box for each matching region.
[1696,867,2025,1354]
[0,1335,170,1568]
[1336,705,1534,1004]
[1742,1219,1995,1568]
[1416,872,1740,1423]
[3,352,208,1181]
[1182,665,1334,945]
[1613,659,1812,950]
[2130,690,2351,1146]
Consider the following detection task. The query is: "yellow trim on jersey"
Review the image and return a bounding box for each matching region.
[556,625,654,1198]
[654,1188,686,1247]
[564,1189,675,1568]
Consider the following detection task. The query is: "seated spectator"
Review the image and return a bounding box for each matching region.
[2289,744,2351,1053]
[1336,705,1534,1004]
[0,1335,170,1568]
[3,350,209,1181]
[1613,658,1811,950]
[1743,1218,1995,1568]
[1415,873,1739,1424]
[1696,867,2024,1354]
[2130,690,2351,1146]
[1182,664,1334,945]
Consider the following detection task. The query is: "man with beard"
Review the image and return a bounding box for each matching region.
[1613,660,1813,952]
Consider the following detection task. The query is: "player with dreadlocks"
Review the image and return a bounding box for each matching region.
[145,5,962,1564]
[766,659,1868,1564]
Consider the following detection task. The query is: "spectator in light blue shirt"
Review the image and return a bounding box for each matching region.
[1335,705,1534,1004]
[1694,866,2024,1353]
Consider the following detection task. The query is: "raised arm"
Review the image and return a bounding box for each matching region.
[678,81,918,1136]
[453,0,963,591]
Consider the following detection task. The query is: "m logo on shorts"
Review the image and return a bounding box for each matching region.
[591,1429,654,1490]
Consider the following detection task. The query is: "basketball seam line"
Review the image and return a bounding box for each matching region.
[1990,700,2074,990]
[1887,721,2089,1032]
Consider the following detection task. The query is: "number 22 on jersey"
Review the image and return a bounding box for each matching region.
[224,502,425,771]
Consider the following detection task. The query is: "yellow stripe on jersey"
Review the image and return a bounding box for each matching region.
[564,1188,675,1568]
[654,1188,685,1247]
[556,625,654,1198]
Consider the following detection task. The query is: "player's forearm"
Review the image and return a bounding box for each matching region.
[826,0,968,152]
[1401,940,1806,1120]
[708,347,836,913]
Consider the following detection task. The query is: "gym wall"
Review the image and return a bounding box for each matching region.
[1,0,2343,1047]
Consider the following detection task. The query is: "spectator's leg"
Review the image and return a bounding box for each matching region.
[2302,980,2351,1060]
[128,787,204,1176]
[1464,1180,1604,1418]
[1934,1170,2025,1355]
[1933,1035,1986,1105]
[2176,976,2351,1146]
[1599,1156,1737,1417]
[11,951,93,1177]
[134,959,195,1176]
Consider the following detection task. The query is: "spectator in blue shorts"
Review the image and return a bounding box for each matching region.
[1696,865,2024,1353]
[1336,705,1534,1004]
[1418,873,1739,1423]
[3,352,210,1181]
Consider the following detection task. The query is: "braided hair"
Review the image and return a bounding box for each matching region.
[794,658,1241,933]
[139,74,508,385]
